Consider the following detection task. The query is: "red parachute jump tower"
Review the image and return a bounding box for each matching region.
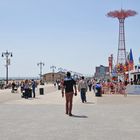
[107,9,137,76]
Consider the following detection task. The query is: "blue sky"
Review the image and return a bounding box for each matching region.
[0,0,139,77]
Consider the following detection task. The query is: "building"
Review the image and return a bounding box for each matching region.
[42,72,66,83]
[94,65,109,80]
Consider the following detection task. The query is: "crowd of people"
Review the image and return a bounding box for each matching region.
[0,72,136,116]
[60,75,130,97]
[60,72,134,116]
[11,79,38,99]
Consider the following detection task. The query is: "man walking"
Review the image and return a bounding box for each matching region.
[78,76,88,103]
[62,72,77,116]
[32,79,36,98]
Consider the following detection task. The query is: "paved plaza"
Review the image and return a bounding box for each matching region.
[0,84,140,140]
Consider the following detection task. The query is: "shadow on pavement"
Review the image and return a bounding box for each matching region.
[71,114,88,118]
[84,102,95,104]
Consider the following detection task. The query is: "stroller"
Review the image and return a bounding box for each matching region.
[11,87,18,93]
[11,82,18,93]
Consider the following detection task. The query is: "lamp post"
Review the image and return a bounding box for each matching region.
[37,62,44,80]
[50,65,56,82]
[2,50,13,85]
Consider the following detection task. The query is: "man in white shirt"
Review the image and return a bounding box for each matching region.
[78,76,88,103]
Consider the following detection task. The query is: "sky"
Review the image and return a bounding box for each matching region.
[0,0,139,78]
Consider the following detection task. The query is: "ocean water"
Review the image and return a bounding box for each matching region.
[0,77,39,80]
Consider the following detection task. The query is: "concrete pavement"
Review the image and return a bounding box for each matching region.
[0,84,140,140]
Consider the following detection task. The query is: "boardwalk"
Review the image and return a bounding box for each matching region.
[0,84,140,140]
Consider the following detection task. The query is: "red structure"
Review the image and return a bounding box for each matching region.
[108,54,113,73]
[107,9,137,73]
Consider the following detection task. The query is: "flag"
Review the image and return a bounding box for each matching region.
[128,48,134,70]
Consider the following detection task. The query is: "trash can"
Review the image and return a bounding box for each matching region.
[40,88,44,95]
[58,84,61,90]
